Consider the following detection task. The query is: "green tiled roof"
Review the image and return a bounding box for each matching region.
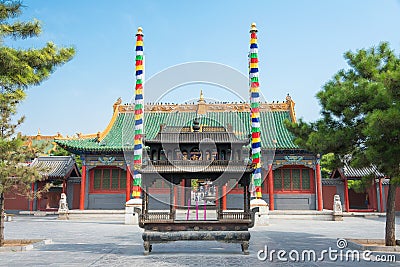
[30,139,57,154]
[56,110,298,153]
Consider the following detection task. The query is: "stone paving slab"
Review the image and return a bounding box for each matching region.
[1,216,399,266]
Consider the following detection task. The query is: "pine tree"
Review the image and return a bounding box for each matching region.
[0,0,75,246]
[286,42,400,246]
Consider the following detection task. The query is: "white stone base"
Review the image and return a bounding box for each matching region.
[58,212,69,220]
[250,199,269,226]
[333,213,343,221]
[125,198,142,225]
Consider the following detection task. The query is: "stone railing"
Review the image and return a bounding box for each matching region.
[148,160,250,166]
[218,211,251,220]
[140,211,174,222]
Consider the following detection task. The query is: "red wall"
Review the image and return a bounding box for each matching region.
[383,185,400,212]
[366,185,378,211]
[4,191,29,211]
[349,189,367,209]
[322,185,336,210]
[72,183,81,209]
[5,182,82,211]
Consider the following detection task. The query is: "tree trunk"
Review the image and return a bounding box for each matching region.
[385,182,397,246]
[0,192,4,247]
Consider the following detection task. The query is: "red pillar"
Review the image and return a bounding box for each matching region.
[268,164,274,211]
[180,180,185,207]
[174,186,178,209]
[344,178,350,212]
[222,184,227,211]
[371,180,378,211]
[37,182,41,210]
[79,165,86,210]
[62,180,66,193]
[215,186,219,207]
[126,165,131,202]
[379,178,384,212]
[30,182,34,211]
[316,162,323,211]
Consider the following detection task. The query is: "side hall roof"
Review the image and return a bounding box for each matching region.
[30,156,81,179]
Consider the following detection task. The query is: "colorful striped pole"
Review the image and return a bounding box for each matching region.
[132,27,144,199]
[249,23,262,199]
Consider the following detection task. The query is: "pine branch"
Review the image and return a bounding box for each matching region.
[0,44,75,90]
[0,1,22,21]
[0,19,41,40]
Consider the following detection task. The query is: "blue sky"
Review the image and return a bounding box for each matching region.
[8,0,400,136]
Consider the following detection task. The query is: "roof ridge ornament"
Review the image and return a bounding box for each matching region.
[192,117,200,132]
[197,89,207,115]
[285,93,296,122]
[199,90,205,102]
[113,97,122,111]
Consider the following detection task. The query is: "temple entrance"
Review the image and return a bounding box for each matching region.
[175,179,217,221]
[138,121,255,255]
[349,189,368,210]
[191,179,216,206]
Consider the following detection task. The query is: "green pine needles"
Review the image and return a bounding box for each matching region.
[0,0,75,247]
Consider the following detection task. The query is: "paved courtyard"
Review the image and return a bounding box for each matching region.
[1,215,400,266]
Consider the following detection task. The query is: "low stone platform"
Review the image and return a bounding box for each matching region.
[142,230,250,255]
[19,209,125,221]
[16,209,390,222]
[0,239,52,252]
[269,210,334,220]
[67,210,125,221]
[347,239,400,252]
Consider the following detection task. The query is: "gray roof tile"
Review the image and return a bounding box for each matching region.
[342,164,385,178]
[30,156,80,179]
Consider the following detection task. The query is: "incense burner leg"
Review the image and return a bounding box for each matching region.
[241,241,249,255]
[144,241,151,255]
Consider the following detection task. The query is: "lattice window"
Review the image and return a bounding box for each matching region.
[283,169,291,190]
[120,174,127,189]
[273,167,313,192]
[292,169,301,190]
[102,169,111,188]
[273,170,282,190]
[93,169,102,189]
[111,169,119,189]
[302,169,311,190]
[91,168,127,192]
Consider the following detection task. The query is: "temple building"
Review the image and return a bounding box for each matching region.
[5,156,81,212]
[324,164,400,212]
[15,24,325,212]
[55,94,322,211]
[13,23,399,215]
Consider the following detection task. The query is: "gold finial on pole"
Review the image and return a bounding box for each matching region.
[136,27,143,36]
[250,22,258,33]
